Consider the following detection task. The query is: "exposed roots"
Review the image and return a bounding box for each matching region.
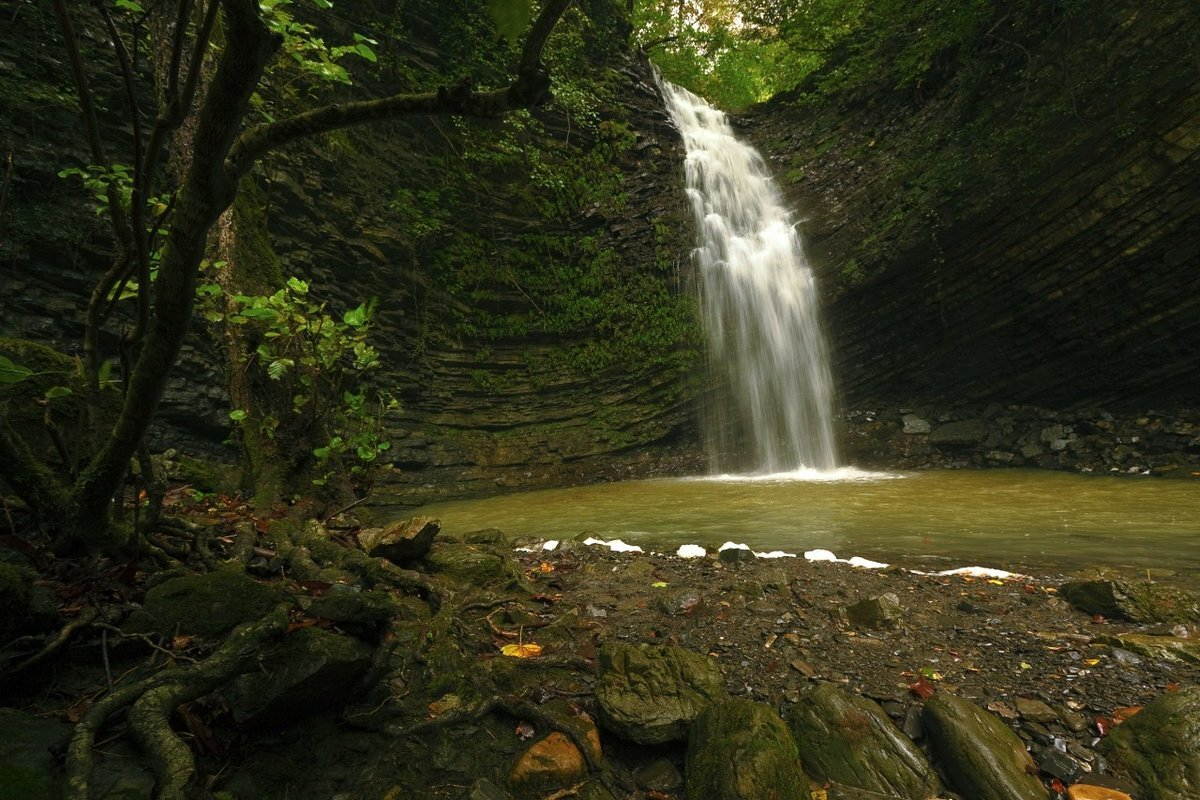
[63,603,291,800]
[1,607,100,679]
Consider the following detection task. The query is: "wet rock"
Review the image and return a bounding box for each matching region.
[509,732,590,790]
[786,683,942,799]
[126,567,288,637]
[1015,697,1059,724]
[847,593,902,630]
[1100,686,1200,800]
[719,547,757,565]
[358,516,440,564]
[595,642,725,744]
[685,698,806,800]
[1097,632,1200,663]
[227,627,373,727]
[426,542,531,592]
[634,757,684,791]
[929,419,988,445]
[1059,578,1200,623]
[922,693,1045,800]
[1037,747,1085,783]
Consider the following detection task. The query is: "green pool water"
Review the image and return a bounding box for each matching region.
[409,468,1200,574]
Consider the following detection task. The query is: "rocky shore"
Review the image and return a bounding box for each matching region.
[2,513,1198,799]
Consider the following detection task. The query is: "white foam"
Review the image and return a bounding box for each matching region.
[583,537,644,553]
[804,548,838,562]
[542,540,560,551]
[754,550,797,559]
[693,466,902,484]
[718,541,751,552]
[934,566,1024,579]
[676,544,707,558]
[803,548,889,569]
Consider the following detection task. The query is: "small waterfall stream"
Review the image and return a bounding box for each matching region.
[659,79,839,474]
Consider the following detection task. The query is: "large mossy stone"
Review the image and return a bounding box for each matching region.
[786,684,941,799]
[685,698,807,800]
[425,543,531,592]
[1099,686,1200,800]
[359,516,440,564]
[595,642,725,744]
[1060,578,1200,623]
[0,709,70,800]
[922,693,1044,800]
[227,626,373,727]
[127,568,288,638]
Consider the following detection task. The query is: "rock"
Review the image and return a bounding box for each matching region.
[0,562,55,639]
[634,758,684,791]
[126,567,288,637]
[1066,784,1132,800]
[929,419,988,445]
[846,593,902,629]
[426,542,531,591]
[469,778,512,800]
[685,698,806,800]
[227,627,373,727]
[719,547,757,564]
[0,708,71,800]
[902,414,931,434]
[922,693,1045,800]
[1099,686,1200,800]
[595,642,725,744]
[508,732,590,789]
[307,585,399,626]
[1097,632,1200,663]
[785,683,941,799]
[1015,697,1059,724]
[1059,577,1200,623]
[358,516,440,563]
[1037,747,1085,783]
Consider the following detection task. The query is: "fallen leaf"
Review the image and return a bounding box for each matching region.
[987,579,1004,586]
[515,720,535,740]
[1095,715,1112,736]
[909,676,935,700]
[538,562,554,573]
[500,643,543,658]
[651,581,668,588]
[1112,706,1142,724]
[1083,658,1101,666]
[171,634,195,651]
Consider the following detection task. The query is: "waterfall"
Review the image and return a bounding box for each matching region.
[659,79,839,474]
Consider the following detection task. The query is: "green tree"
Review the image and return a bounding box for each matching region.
[0,0,575,549]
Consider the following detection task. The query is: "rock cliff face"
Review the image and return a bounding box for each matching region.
[743,0,1200,415]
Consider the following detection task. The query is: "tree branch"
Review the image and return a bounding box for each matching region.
[225,0,575,178]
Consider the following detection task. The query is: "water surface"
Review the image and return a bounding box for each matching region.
[413,470,1200,574]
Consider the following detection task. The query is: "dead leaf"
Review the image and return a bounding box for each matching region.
[908,676,935,700]
[1112,706,1142,724]
[171,634,195,651]
[515,720,535,740]
[500,643,543,658]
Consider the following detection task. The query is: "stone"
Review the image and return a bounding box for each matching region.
[1100,686,1200,800]
[0,709,71,800]
[902,414,931,434]
[786,683,941,799]
[1060,578,1200,623]
[307,585,399,625]
[1037,748,1085,783]
[634,758,684,791]
[1015,697,1059,724]
[922,693,1045,800]
[685,698,806,800]
[595,642,725,744]
[719,547,757,564]
[929,419,988,445]
[358,516,440,563]
[469,778,512,800]
[426,543,531,592]
[1066,785,1132,800]
[846,593,902,629]
[1097,632,1200,663]
[126,567,287,637]
[509,732,589,789]
[227,626,373,727]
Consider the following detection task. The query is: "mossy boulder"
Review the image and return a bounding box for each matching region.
[425,543,531,592]
[1059,578,1200,623]
[595,642,725,744]
[685,698,806,800]
[0,561,52,640]
[1100,686,1200,800]
[227,626,374,727]
[0,708,70,800]
[786,684,941,799]
[126,567,289,637]
[922,693,1044,800]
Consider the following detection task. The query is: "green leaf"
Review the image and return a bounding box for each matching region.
[44,386,73,399]
[229,409,248,421]
[0,355,33,383]
[487,0,532,45]
[286,277,309,294]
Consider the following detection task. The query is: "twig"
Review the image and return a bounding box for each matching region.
[2,607,100,677]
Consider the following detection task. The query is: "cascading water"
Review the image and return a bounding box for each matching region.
[658,78,839,474]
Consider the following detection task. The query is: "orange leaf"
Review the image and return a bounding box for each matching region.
[500,643,543,658]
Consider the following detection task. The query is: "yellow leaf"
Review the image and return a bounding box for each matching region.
[987,579,1004,585]
[500,643,543,658]
[810,790,828,800]
[1084,658,1101,666]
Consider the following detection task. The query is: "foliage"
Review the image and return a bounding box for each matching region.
[198,275,397,494]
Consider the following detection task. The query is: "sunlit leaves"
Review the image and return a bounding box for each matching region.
[487,0,533,45]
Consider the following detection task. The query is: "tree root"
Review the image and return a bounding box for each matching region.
[1,607,100,678]
[64,603,290,800]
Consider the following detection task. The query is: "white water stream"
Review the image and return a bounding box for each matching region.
[659,79,839,474]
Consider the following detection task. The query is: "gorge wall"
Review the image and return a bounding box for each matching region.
[742,0,1200,424]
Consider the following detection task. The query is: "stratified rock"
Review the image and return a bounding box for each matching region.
[1099,686,1200,800]
[227,627,373,727]
[1097,632,1200,663]
[1015,697,1059,724]
[902,415,931,434]
[786,684,941,799]
[686,698,807,800]
[595,642,725,744]
[847,593,902,630]
[126,568,288,637]
[1059,578,1200,623]
[922,693,1045,800]
[929,419,988,445]
[358,516,440,564]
